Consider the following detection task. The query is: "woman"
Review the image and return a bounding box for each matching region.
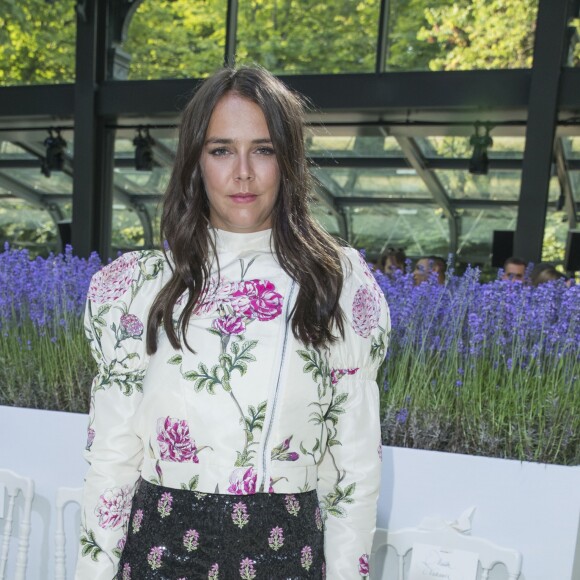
[76,66,390,579]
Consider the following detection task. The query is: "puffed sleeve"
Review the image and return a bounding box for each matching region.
[317,247,390,580]
[75,250,166,580]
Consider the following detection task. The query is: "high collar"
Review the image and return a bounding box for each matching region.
[210,227,273,254]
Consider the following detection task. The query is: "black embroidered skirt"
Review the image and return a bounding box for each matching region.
[116,479,325,580]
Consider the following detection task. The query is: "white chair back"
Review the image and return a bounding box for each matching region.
[371,526,522,580]
[0,468,34,580]
[55,486,83,580]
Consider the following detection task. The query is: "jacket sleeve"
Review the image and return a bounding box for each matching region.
[75,251,165,580]
[317,248,390,580]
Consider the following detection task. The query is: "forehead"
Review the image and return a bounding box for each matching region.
[206,93,270,136]
[506,263,525,271]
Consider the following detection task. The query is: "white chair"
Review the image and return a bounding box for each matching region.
[55,486,83,580]
[0,468,34,580]
[371,522,522,580]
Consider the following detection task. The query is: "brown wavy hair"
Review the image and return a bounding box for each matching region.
[147,65,345,354]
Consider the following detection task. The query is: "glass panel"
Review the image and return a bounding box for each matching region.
[385,0,538,72]
[236,0,380,74]
[1,168,73,195]
[113,167,170,196]
[0,3,76,86]
[313,167,430,198]
[306,135,402,158]
[112,205,145,251]
[542,210,569,264]
[122,1,227,80]
[0,199,58,254]
[346,204,449,262]
[418,136,526,159]
[311,201,340,237]
[568,171,580,202]
[456,207,518,269]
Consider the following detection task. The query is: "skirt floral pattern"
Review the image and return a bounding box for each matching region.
[116,479,325,579]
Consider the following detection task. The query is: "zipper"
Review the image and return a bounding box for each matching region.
[259,279,296,491]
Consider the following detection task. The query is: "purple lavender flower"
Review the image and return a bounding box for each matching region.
[147,546,164,570]
[183,529,200,552]
[231,501,250,528]
[131,509,143,533]
[284,494,300,516]
[300,546,313,571]
[239,557,256,579]
[157,491,173,518]
[268,526,285,550]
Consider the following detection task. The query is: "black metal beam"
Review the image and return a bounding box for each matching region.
[514,0,574,262]
[224,0,239,67]
[375,0,390,73]
[72,0,114,260]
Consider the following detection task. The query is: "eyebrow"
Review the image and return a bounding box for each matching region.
[204,137,273,145]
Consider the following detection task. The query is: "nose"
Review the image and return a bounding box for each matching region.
[235,153,254,181]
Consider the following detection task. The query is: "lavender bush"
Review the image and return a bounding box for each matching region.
[0,245,101,411]
[0,246,578,465]
[375,266,580,466]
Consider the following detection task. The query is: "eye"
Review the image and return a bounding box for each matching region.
[256,146,275,156]
[209,147,230,156]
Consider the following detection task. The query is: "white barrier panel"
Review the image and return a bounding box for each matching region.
[1,406,579,579]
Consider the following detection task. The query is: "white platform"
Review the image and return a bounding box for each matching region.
[0,406,579,579]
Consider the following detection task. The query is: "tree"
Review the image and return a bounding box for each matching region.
[418,0,538,71]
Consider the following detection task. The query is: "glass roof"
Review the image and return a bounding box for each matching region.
[417,136,526,159]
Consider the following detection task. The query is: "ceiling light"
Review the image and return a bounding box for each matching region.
[133,127,155,171]
[41,128,66,178]
[468,123,493,176]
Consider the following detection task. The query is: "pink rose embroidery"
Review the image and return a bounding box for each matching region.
[230,280,283,321]
[88,253,137,304]
[228,467,257,495]
[156,417,199,463]
[95,485,132,530]
[352,285,381,338]
[359,553,370,576]
[120,313,144,338]
[213,314,246,335]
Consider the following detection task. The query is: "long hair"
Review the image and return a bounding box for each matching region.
[147,65,345,354]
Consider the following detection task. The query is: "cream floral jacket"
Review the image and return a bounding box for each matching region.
[76,228,390,580]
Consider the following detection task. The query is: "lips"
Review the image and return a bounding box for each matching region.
[229,194,257,203]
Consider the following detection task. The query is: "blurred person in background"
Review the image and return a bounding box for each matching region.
[377,247,406,277]
[413,256,446,285]
[501,257,527,283]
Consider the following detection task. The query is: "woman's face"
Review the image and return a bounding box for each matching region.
[200,92,281,233]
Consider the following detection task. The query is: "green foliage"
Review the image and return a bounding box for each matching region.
[419,0,538,71]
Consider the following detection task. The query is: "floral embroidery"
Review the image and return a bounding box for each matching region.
[231,501,250,528]
[330,367,359,385]
[228,467,274,495]
[268,526,284,551]
[208,563,219,579]
[94,485,132,530]
[87,252,137,304]
[229,280,283,321]
[132,509,143,533]
[284,494,300,516]
[271,436,299,461]
[239,557,257,579]
[85,427,95,451]
[378,443,383,461]
[157,416,199,463]
[157,491,173,518]
[213,314,246,335]
[119,313,144,338]
[322,561,326,579]
[315,507,323,531]
[121,563,131,580]
[183,529,200,552]
[301,546,313,571]
[352,284,381,338]
[147,546,164,570]
[359,553,370,577]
